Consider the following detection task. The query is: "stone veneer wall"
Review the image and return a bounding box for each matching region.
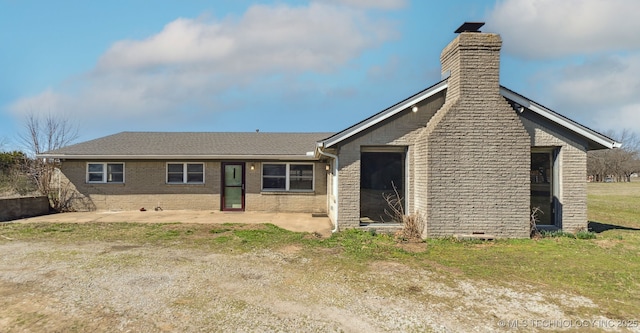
[520,114,589,232]
[416,32,531,238]
[335,92,446,228]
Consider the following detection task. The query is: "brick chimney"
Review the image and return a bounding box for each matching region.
[441,26,502,102]
[416,23,531,238]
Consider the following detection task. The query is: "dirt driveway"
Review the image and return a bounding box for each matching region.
[0,234,622,332]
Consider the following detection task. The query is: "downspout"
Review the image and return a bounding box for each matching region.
[316,144,339,233]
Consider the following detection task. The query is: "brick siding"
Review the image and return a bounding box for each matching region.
[60,160,327,213]
[419,33,531,238]
[335,92,446,228]
[520,115,589,232]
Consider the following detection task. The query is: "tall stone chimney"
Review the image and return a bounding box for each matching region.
[416,23,531,238]
[440,31,502,102]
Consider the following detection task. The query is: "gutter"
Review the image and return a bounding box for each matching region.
[500,87,622,149]
[316,143,339,233]
[36,154,319,161]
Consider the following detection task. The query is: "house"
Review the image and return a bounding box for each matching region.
[40,23,620,238]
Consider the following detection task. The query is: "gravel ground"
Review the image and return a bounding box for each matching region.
[0,240,628,332]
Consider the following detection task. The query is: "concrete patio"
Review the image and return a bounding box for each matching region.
[11,210,334,237]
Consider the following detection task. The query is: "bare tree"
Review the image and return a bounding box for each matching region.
[0,137,8,151]
[588,129,640,182]
[18,113,79,210]
[19,113,78,156]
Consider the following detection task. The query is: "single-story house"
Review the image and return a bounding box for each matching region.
[40,23,620,238]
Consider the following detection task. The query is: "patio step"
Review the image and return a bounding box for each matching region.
[357,223,403,235]
[453,233,496,241]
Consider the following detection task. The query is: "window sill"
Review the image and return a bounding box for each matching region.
[535,225,561,232]
[165,183,205,186]
[260,191,315,195]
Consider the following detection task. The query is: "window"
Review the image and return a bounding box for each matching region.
[531,148,560,226]
[167,163,204,184]
[262,163,313,191]
[87,163,124,183]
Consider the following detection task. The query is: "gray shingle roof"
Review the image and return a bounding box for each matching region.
[42,132,334,159]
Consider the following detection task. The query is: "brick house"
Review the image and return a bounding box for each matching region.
[41,23,620,237]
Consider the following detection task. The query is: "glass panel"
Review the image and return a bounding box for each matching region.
[263,164,286,176]
[187,173,203,183]
[167,173,184,183]
[263,177,286,190]
[109,173,123,183]
[531,152,553,225]
[290,164,313,177]
[360,152,405,222]
[224,187,243,209]
[88,164,103,173]
[186,163,204,183]
[290,179,312,190]
[167,164,183,173]
[88,172,103,182]
[187,164,203,173]
[167,164,184,183]
[225,165,242,186]
[107,163,124,183]
[107,164,123,173]
[290,164,313,190]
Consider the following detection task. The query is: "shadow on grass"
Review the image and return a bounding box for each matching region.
[588,221,640,233]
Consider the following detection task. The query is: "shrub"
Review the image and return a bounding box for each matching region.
[576,230,596,239]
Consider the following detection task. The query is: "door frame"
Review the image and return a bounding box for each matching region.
[530,147,560,228]
[359,146,408,224]
[221,162,245,211]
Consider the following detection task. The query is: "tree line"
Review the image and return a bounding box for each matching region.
[588,129,640,182]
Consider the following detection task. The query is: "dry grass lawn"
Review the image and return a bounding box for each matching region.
[0,182,639,332]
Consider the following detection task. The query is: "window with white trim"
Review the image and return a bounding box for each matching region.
[87,163,124,183]
[262,163,313,191]
[167,163,204,184]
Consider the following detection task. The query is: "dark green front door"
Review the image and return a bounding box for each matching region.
[222,163,245,211]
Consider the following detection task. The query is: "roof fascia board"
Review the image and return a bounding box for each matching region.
[320,80,448,148]
[500,87,621,149]
[37,154,319,161]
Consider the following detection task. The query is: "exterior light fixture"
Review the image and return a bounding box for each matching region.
[513,103,525,113]
[325,164,330,171]
[412,105,418,112]
[250,164,255,171]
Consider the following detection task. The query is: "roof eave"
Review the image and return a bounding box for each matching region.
[319,80,448,148]
[37,154,320,161]
[500,87,622,150]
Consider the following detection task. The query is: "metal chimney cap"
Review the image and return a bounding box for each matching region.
[454,22,485,33]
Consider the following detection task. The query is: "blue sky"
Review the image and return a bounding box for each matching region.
[1,0,639,151]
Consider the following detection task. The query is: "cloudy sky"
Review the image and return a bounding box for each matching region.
[1,0,638,150]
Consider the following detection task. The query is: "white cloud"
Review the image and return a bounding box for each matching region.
[487,0,640,58]
[316,0,407,10]
[487,0,640,136]
[97,3,393,74]
[548,54,640,132]
[10,3,397,131]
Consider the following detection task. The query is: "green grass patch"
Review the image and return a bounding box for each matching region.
[1,184,639,319]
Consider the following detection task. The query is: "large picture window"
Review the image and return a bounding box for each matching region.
[262,163,313,191]
[167,163,204,184]
[87,163,124,183]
